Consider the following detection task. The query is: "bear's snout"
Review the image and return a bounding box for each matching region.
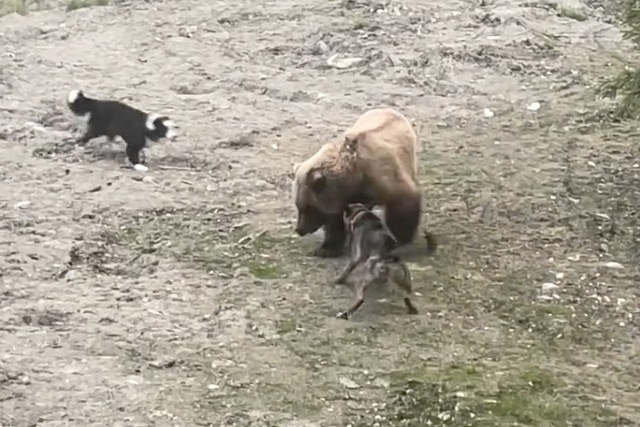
[295,213,322,236]
[295,220,314,236]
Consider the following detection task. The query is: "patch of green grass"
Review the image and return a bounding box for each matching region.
[0,0,34,16]
[341,325,384,345]
[251,233,299,253]
[94,208,303,279]
[489,368,570,425]
[596,0,640,120]
[66,0,108,11]
[383,363,570,426]
[501,301,570,330]
[493,299,607,350]
[357,361,633,427]
[275,318,298,335]
[0,0,108,16]
[191,252,234,275]
[99,227,141,246]
[246,261,283,279]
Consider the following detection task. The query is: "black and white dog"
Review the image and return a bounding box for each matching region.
[66,89,178,172]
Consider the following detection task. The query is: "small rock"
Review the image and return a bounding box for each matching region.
[327,53,365,69]
[483,108,494,118]
[312,40,330,55]
[540,282,558,294]
[14,201,31,209]
[148,359,177,370]
[438,412,451,421]
[372,377,390,388]
[234,267,251,278]
[339,377,360,389]
[601,261,624,269]
[65,269,80,281]
[178,26,198,38]
[527,102,541,111]
[25,121,47,132]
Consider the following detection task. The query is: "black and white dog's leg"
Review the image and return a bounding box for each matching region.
[124,135,148,172]
[77,124,100,146]
[139,147,148,165]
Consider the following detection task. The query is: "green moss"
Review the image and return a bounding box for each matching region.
[384,363,572,426]
[597,0,640,119]
[275,318,298,335]
[558,7,588,22]
[246,262,283,279]
[67,0,108,11]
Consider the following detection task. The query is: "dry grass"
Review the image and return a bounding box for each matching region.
[66,0,108,11]
[0,0,33,15]
[0,0,108,15]
[79,146,640,425]
[1,0,639,425]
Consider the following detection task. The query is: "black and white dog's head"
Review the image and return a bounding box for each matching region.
[145,114,178,142]
[67,89,92,116]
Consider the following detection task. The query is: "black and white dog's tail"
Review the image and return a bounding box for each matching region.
[144,114,178,142]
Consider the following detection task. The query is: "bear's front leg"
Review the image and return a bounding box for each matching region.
[385,194,422,250]
[313,213,346,258]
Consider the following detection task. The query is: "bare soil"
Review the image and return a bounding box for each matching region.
[1,0,640,426]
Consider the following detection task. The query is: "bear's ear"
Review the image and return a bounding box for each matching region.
[307,169,326,191]
[343,133,362,154]
[289,162,301,179]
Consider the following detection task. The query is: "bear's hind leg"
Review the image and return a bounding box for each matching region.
[313,213,347,258]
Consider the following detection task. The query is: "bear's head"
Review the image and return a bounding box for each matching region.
[290,135,363,236]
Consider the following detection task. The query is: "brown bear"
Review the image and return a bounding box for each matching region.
[291,107,425,258]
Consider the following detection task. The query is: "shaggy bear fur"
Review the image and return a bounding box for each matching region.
[291,108,423,258]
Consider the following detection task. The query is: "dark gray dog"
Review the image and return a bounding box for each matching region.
[334,203,418,319]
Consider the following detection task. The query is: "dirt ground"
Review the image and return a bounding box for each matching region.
[1,0,640,426]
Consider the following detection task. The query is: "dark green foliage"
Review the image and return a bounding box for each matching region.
[599,0,640,118]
